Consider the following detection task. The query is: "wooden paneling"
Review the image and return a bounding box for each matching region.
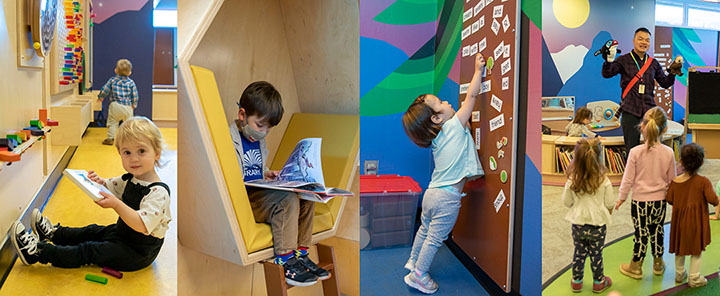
[280,0,359,115]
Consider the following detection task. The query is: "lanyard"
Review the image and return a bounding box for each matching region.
[631,52,646,81]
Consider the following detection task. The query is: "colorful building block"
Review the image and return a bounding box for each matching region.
[30,130,45,136]
[0,139,15,151]
[39,109,48,125]
[46,120,58,126]
[6,134,22,144]
[14,132,28,142]
[0,151,20,162]
[30,120,44,129]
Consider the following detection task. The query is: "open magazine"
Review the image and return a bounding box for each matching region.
[63,169,112,201]
[245,138,353,203]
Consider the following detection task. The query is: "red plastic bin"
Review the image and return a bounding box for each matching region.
[360,175,422,250]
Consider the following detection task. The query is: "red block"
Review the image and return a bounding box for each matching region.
[21,130,32,138]
[46,120,59,126]
[0,147,7,151]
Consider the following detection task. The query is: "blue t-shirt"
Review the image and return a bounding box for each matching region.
[240,132,263,182]
[428,114,484,188]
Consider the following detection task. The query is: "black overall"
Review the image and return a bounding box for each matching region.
[38,174,168,271]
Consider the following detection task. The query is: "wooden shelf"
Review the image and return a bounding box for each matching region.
[50,96,93,146]
[0,127,51,170]
[542,134,628,187]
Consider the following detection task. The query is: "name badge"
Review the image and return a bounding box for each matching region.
[638,84,645,94]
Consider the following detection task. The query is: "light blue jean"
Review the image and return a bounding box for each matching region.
[407,187,462,273]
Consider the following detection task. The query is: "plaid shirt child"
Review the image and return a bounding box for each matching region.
[98,75,139,108]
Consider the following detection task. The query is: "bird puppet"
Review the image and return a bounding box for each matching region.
[594,39,621,63]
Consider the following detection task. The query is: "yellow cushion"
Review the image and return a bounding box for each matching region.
[192,66,359,253]
[191,66,273,253]
[271,113,360,233]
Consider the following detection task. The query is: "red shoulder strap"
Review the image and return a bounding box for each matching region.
[622,56,654,99]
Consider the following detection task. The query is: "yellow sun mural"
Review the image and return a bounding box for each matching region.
[553,0,590,29]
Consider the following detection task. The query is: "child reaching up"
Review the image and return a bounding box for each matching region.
[10,117,171,271]
[400,53,485,294]
[566,107,598,138]
[562,138,614,293]
[615,107,676,279]
[667,143,719,287]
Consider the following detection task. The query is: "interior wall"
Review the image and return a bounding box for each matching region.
[0,0,69,241]
[189,0,302,164]
[92,0,155,118]
[177,0,215,57]
[280,0,359,115]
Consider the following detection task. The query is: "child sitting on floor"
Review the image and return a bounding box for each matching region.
[566,107,597,138]
[10,116,171,271]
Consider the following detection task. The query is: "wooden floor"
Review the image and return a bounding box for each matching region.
[0,128,178,295]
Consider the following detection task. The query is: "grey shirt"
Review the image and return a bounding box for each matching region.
[229,120,270,177]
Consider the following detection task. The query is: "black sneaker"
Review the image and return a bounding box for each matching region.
[10,221,40,265]
[297,254,331,280]
[31,209,57,241]
[281,256,318,287]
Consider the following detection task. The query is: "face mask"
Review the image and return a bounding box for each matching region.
[241,117,267,142]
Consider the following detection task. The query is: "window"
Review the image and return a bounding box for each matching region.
[687,8,720,30]
[656,4,684,26]
[153,9,177,28]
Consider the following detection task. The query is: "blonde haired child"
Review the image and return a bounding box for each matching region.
[400,54,485,294]
[615,107,676,279]
[10,116,171,271]
[563,138,614,293]
[98,59,139,145]
[667,143,719,287]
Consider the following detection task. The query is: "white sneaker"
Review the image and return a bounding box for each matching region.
[404,271,438,294]
[688,274,707,288]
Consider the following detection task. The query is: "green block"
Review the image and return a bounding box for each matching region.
[6,134,21,144]
[30,120,43,128]
[85,274,108,285]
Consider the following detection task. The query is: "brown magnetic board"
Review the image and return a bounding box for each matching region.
[654,26,673,118]
[453,0,519,292]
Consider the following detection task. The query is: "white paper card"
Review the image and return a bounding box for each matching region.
[490,113,505,131]
[503,44,511,58]
[494,41,505,60]
[502,14,510,32]
[460,83,470,94]
[478,38,487,53]
[475,128,481,150]
[493,5,503,18]
[478,15,485,29]
[486,0,494,6]
[462,46,470,57]
[491,94,503,112]
[463,9,473,22]
[494,189,506,213]
[502,77,509,90]
[472,20,480,34]
[474,1,486,16]
[472,111,480,122]
[470,43,478,55]
[462,26,471,40]
[501,59,512,75]
[481,80,491,94]
[491,19,500,35]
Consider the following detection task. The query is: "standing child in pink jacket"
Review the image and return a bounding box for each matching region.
[615,107,676,279]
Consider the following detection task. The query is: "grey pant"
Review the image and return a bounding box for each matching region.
[408,188,462,273]
[247,188,314,255]
[107,102,133,139]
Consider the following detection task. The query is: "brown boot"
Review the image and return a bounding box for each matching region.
[653,256,665,275]
[620,259,643,279]
[102,138,114,145]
